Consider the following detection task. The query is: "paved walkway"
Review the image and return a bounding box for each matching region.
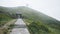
[10,19,30,34]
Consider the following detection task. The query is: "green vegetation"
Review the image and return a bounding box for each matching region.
[0,14,12,27]
[24,19,60,34]
[0,6,60,34]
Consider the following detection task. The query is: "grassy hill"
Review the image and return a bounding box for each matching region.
[0,6,60,34]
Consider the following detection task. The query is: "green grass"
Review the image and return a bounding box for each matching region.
[23,19,60,34]
[0,14,13,27]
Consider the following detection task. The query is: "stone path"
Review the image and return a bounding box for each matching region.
[10,19,30,34]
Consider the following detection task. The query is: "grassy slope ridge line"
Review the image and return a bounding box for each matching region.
[20,7,60,34]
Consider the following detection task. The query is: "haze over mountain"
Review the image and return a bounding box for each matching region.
[0,0,60,21]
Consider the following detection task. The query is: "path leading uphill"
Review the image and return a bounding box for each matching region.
[10,19,30,34]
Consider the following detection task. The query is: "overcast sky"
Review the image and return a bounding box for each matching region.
[0,0,60,21]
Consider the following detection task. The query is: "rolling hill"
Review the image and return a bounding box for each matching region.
[0,6,60,34]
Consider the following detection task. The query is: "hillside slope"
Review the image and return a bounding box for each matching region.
[0,6,60,34]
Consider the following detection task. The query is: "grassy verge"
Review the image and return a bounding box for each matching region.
[0,19,17,34]
[0,14,13,27]
[23,19,60,34]
[0,14,17,34]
